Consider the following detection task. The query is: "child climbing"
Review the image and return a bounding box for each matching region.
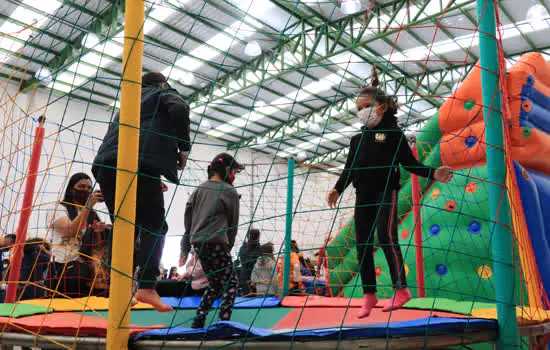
[180,152,244,328]
[327,65,453,318]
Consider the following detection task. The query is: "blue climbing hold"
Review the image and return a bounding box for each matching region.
[465,136,478,148]
[526,75,535,86]
[436,264,448,276]
[430,224,441,236]
[468,221,481,234]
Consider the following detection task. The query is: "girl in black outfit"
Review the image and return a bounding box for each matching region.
[327,67,453,318]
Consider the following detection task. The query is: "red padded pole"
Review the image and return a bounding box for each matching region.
[411,144,425,298]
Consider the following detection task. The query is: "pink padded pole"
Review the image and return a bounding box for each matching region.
[5,117,45,303]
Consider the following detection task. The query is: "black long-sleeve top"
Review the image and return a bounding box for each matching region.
[334,113,435,195]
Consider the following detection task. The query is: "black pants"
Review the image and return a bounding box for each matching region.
[355,189,407,294]
[156,280,205,297]
[92,164,167,289]
[193,244,238,328]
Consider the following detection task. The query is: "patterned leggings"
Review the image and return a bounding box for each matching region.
[193,244,238,328]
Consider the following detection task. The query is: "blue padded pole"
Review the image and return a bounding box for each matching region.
[283,157,295,297]
[476,0,519,348]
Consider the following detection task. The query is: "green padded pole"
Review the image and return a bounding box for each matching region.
[282,157,295,297]
[476,0,519,348]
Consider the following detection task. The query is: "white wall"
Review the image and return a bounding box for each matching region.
[0,77,356,273]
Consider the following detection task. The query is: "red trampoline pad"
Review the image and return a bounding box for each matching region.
[0,312,162,337]
[273,307,470,330]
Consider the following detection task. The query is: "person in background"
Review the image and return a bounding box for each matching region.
[327,65,453,318]
[46,173,106,298]
[251,243,278,296]
[168,267,179,280]
[93,72,191,312]
[179,250,208,297]
[19,239,51,300]
[277,249,302,294]
[180,152,243,328]
[237,228,262,296]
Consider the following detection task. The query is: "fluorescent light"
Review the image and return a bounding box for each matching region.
[296,151,308,161]
[199,120,211,131]
[244,40,262,57]
[238,0,275,18]
[340,0,361,15]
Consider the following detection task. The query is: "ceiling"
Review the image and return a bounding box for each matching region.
[1,0,549,168]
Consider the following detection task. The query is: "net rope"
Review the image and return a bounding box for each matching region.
[0,0,548,348]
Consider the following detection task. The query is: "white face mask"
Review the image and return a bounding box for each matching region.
[357,105,383,129]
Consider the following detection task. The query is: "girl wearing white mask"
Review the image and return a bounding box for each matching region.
[327,66,453,318]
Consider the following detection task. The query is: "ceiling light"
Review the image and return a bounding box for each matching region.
[82,33,100,49]
[527,4,550,30]
[35,67,53,84]
[179,72,195,85]
[296,151,308,161]
[244,40,262,57]
[309,122,321,132]
[199,120,211,131]
[340,0,361,15]
[254,100,266,108]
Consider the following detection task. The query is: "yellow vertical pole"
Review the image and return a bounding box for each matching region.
[106,0,144,349]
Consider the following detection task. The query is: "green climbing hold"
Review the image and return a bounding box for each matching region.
[464,99,476,111]
[522,126,531,138]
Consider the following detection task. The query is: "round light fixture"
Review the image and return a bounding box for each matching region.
[35,67,53,84]
[180,72,195,85]
[309,122,321,132]
[340,0,361,15]
[199,120,211,131]
[296,151,308,161]
[244,40,262,57]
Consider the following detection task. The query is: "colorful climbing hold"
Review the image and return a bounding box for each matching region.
[465,182,477,193]
[404,264,409,276]
[477,265,492,279]
[430,224,441,236]
[375,267,382,277]
[431,188,440,200]
[522,126,531,138]
[401,229,410,240]
[522,99,532,113]
[436,264,448,276]
[526,75,535,86]
[445,200,457,212]
[465,135,478,148]
[468,221,481,234]
[464,98,476,111]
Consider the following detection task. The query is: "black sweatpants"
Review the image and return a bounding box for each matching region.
[355,189,407,294]
[92,164,167,289]
[193,243,238,328]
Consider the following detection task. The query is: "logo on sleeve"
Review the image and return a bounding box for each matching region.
[374,133,386,142]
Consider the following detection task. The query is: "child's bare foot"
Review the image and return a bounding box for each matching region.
[135,289,173,312]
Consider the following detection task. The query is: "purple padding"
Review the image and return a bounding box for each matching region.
[131,318,496,342]
[514,162,550,304]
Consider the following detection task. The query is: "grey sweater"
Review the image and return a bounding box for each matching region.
[180,180,240,259]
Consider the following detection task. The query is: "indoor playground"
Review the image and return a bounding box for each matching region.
[1,0,550,349]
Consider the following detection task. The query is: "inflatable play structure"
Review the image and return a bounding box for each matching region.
[326,52,550,311]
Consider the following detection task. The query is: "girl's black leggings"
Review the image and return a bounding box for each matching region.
[355,189,407,294]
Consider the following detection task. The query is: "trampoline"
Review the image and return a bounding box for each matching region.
[0,296,548,349]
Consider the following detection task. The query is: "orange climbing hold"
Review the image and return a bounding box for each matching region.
[477,265,493,279]
[430,188,440,200]
[401,229,410,240]
[465,182,477,193]
[445,201,457,212]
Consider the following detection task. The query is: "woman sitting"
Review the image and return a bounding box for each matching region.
[251,243,278,296]
[19,238,51,300]
[46,173,107,298]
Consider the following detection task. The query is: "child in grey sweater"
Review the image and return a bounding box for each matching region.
[180,153,243,329]
[251,243,279,296]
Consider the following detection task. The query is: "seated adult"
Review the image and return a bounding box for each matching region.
[237,229,262,296]
[46,173,107,298]
[251,243,278,296]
